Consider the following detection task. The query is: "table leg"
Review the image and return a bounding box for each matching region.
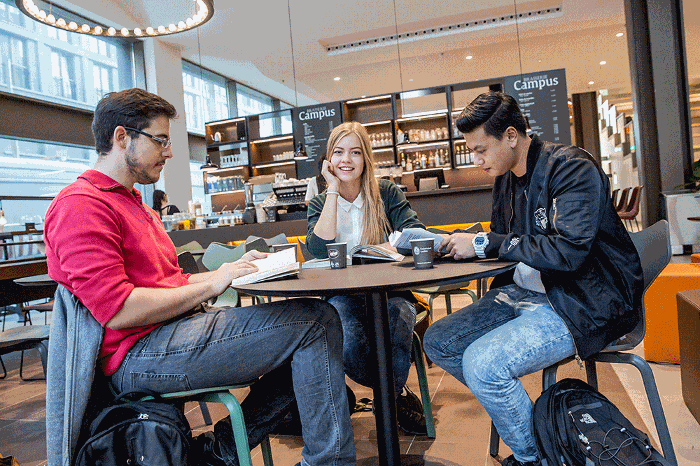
[366,291,401,466]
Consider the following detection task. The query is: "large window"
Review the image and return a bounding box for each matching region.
[0,0,136,110]
[182,61,293,138]
[182,61,229,135]
[0,136,96,230]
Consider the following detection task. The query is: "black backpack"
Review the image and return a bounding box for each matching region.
[533,378,671,466]
[75,389,192,466]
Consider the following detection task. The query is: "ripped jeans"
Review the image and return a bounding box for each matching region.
[423,284,575,463]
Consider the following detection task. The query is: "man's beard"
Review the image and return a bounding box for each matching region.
[126,144,161,185]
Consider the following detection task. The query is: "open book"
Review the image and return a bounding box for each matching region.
[301,244,404,269]
[230,247,300,286]
[389,228,444,253]
[350,244,404,262]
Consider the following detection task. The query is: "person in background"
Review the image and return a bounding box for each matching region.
[304,155,328,206]
[306,121,428,435]
[423,91,643,466]
[152,189,180,218]
[44,88,355,466]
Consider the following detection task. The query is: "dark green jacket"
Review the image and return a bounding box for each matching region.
[306,179,424,259]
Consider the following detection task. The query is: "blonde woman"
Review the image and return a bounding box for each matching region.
[306,121,427,435]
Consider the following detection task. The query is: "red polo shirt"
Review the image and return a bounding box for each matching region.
[45,170,190,376]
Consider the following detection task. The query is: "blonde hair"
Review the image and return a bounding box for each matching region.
[326,121,391,245]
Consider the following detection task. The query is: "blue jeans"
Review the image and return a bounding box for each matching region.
[111,298,355,466]
[423,285,575,463]
[327,294,416,394]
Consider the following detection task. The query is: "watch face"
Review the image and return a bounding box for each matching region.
[474,237,486,246]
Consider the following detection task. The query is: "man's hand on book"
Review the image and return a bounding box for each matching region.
[438,233,476,260]
[241,250,269,262]
[209,259,260,296]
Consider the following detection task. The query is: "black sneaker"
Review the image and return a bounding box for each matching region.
[396,386,427,435]
[502,454,541,466]
[192,431,230,466]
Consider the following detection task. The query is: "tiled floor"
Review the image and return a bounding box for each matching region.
[1,289,699,465]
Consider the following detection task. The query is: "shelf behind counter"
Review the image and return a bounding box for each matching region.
[168,184,493,249]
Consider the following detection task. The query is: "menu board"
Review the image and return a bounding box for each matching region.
[504,69,570,145]
[292,102,343,179]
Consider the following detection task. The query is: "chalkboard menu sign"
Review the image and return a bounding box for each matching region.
[292,102,343,179]
[504,69,570,145]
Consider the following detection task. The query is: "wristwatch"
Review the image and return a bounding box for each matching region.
[472,232,489,259]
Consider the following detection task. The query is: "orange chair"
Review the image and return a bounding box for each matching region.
[643,262,700,364]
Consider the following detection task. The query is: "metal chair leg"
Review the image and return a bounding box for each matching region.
[199,401,213,425]
[412,331,435,438]
[489,421,500,457]
[591,352,677,466]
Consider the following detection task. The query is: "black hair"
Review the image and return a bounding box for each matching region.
[92,88,177,156]
[455,91,528,139]
[152,189,166,212]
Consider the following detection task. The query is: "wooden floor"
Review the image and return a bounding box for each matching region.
[1,290,699,465]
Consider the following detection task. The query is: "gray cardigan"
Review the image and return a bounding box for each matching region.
[46,285,104,466]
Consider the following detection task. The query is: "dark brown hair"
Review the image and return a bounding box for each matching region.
[92,88,177,156]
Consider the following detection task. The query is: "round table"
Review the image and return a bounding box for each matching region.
[235,257,515,466]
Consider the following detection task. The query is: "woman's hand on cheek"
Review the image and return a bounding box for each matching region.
[322,160,341,192]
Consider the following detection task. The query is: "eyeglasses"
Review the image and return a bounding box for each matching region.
[123,126,172,149]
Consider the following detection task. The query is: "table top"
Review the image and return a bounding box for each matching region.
[234,257,515,297]
[0,258,48,281]
[14,273,56,287]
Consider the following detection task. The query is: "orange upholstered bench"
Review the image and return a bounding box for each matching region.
[643,263,700,364]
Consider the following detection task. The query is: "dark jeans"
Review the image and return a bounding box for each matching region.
[111,298,355,466]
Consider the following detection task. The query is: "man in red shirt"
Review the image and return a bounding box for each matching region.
[44,88,355,466]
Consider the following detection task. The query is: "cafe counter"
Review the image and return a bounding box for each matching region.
[168,184,492,249]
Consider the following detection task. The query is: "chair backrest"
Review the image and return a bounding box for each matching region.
[615,187,631,212]
[174,240,203,254]
[611,188,620,207]
[622,186,643,216]
[606,220,670,351]
[177,251,199,275]
[202,242,246,271]
[297,237,315,262]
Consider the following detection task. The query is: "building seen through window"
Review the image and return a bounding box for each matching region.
[0,0,134,110]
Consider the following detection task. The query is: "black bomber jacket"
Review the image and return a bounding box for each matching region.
[485,135,644,359]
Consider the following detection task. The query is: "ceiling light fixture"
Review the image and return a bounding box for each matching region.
[588,81,595,85]
[16,0,214,38]
[465,55,473,60]
[333,76,341,81]
[616,32,624,37]
[599,60,607,65]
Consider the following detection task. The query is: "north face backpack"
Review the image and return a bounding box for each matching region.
[533,378,671,466]
[75,389,192,466]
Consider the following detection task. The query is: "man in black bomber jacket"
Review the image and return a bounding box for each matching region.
[423,91,643,466]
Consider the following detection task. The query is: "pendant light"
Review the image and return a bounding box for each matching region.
[16,0,214,38]
[200,154,219,171]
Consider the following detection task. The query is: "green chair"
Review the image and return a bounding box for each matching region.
[202,242,266,307]
[175,240,203,254]
[412,310,435,438]
[155,386,274,466]
[414,225,482,316]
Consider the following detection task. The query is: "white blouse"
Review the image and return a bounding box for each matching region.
[334,192,364,251]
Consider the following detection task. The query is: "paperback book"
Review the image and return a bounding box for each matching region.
[230,247,300,286]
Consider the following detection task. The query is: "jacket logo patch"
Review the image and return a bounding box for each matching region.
[579,413,596,424]
[508,237,520,250]
[534,207,548,230]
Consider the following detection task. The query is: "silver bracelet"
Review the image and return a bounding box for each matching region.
[326,191,339,196]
